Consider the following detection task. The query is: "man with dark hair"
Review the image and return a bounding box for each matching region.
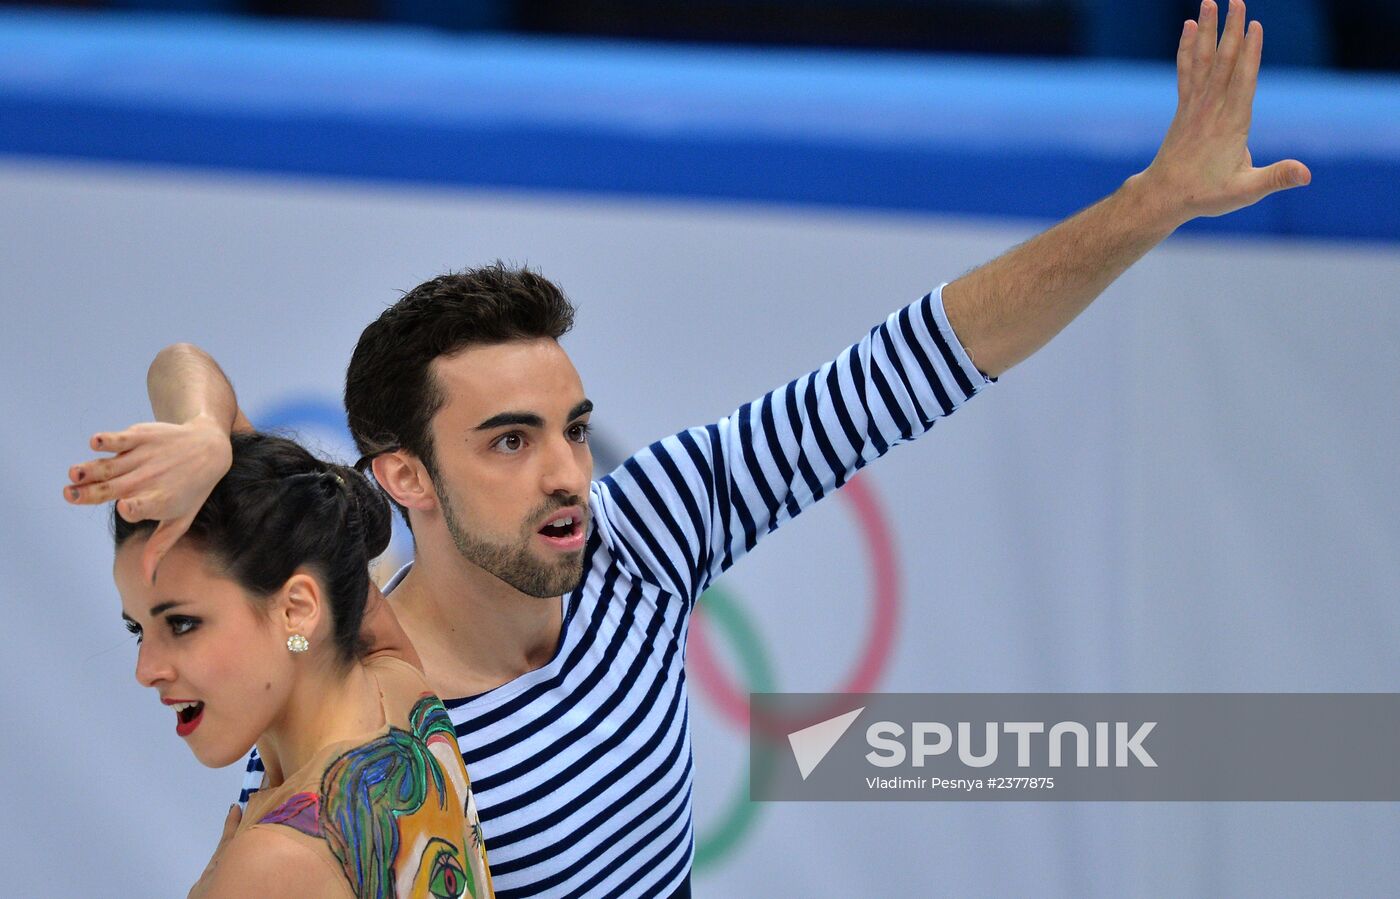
[343,264,578,486]
[66,3,1307,895]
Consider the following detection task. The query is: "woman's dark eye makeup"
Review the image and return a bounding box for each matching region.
[122,614,200,641]
[167,615,200,637]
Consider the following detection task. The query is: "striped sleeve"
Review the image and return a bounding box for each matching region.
[592,284,993,606]
[238,749,264,806]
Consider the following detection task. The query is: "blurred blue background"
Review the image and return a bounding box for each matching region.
[1,1,1397,896]
[7,0,1400,70]
[2,3,1397,239]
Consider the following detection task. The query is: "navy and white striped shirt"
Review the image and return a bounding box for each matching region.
[240,285,990,897]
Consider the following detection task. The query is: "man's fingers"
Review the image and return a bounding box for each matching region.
[1247,160,1312,201]
[1210,0,1246,93]
[1191,0,1219,95]
[1282,160,1311,188]
[142,514,193,583]
[1176,19,1197,102]
[1227,19,1264,130]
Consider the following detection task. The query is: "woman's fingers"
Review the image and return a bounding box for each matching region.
[65,471,145,506]
[143,515,195,582]
[89,425,150,454]
[69,446,145,486]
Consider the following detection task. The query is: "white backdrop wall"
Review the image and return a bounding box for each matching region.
[2,158,1397,897]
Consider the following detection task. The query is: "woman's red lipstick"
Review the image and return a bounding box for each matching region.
[164,698,205,737]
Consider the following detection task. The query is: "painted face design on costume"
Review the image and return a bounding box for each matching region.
[390,757,475,899]
[401,695,482,898]
[260,760,478,899]
[261,694,488,897]
[403,834,473,898]
[421,838,470,898]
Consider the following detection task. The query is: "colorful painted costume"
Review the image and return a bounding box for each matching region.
[222,656,492,898]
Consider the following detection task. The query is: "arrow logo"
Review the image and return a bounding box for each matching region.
[788,707,865,780]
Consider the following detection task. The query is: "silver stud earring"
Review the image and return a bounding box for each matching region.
[287,634,310,653]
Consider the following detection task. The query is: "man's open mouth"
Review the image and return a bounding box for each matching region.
[539,515,579,538]
[537,510,586,550]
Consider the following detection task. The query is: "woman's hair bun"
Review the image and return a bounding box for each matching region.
[333,462,392,560]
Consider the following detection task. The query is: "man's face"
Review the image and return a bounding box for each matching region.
[425,338,594,598]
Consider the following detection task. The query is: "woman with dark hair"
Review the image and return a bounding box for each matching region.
[112,431,492,898]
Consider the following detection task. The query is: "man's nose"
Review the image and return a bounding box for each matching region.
[540,435,591,497]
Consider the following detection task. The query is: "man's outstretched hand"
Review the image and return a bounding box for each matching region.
[1140,0,1310,226]
[943,0,1309,377]
[65,413,233,582]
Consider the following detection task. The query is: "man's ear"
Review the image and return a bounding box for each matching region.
[276,571,326,645]
[372,450,439,515]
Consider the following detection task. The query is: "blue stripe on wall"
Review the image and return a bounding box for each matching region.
[2,9,1397,241]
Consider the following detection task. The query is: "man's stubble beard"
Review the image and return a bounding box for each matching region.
[437,485,587,599]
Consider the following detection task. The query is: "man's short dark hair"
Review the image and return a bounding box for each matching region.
[344,262,575,521]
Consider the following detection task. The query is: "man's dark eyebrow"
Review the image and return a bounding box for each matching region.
[475,411,545,431]
[475,400,593,432]
[149,601,186,617]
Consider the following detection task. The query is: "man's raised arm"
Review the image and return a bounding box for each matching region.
[65,342,249,580]
[943,0,1309,378]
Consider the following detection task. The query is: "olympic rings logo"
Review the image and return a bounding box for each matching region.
[259,396,901,872]
[687,475,898,869]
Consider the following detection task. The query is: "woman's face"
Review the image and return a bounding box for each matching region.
[115,539,296,768]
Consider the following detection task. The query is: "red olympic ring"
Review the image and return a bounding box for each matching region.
[688,473,899,740]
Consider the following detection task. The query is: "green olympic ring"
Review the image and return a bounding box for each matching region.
[690,584,777,871]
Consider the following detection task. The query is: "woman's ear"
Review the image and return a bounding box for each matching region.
[275,571,326,647]
[371,450,439,515]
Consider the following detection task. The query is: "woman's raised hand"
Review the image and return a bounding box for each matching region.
[66,413,233,582]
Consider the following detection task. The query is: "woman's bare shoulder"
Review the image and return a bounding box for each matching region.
[191,825,350,899]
